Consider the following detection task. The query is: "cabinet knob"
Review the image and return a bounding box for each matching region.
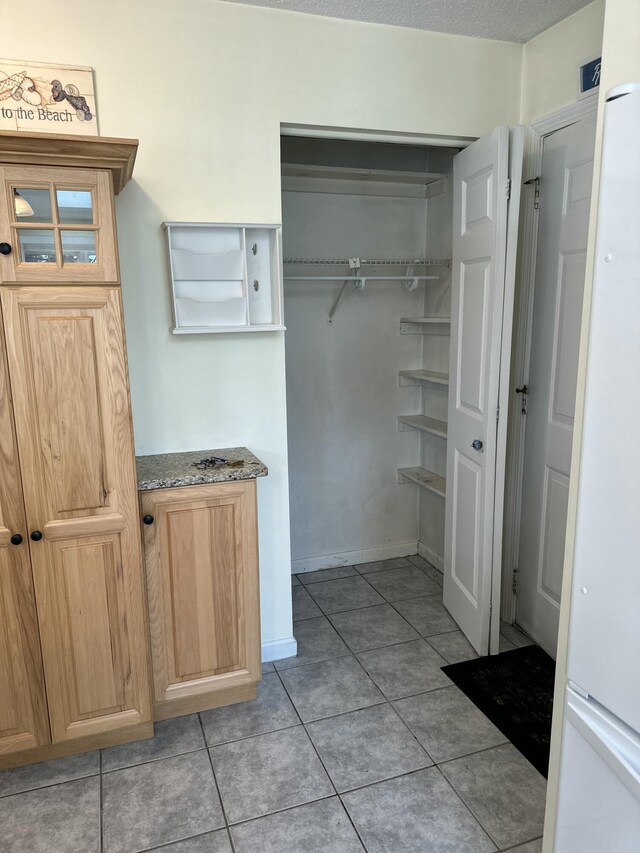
[471,439,484,452]
[30,530,43,541]
[0,242,12,256]
[143,515,154,525]
[10,533,23,546]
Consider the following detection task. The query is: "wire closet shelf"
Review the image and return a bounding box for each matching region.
[282,257,451,323]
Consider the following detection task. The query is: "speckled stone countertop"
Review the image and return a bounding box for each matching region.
[136,447,268,491]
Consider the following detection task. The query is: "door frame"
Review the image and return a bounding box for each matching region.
[500,93,599,626]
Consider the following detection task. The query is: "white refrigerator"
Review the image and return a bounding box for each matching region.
[554,83,640,850]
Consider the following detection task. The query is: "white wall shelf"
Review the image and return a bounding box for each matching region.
[400,317,451,335]
[281,163,448,199]
[398,414,447,438]
[399,369,449,387]
[397,467,446,498]
[164,222,284,334]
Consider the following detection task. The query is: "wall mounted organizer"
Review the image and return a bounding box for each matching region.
[164,222,285,334]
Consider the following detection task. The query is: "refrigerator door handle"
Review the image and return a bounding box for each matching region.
[567,686,640,802]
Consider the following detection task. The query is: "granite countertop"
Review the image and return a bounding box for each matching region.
[136,447,268,491]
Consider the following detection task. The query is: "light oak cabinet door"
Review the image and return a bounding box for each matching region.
[141,481,261,719]
[0,165,118,284]
[1,286,152,743]
[0,321,49,755]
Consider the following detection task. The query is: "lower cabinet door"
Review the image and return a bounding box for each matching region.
[141,481,261,717]
[31,531,153,743]
[0,322,49,755]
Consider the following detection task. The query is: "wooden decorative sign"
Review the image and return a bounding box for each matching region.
[0,59,97,135]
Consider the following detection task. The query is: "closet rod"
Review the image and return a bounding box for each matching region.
[283,275,439,282]
[283,257,450,266]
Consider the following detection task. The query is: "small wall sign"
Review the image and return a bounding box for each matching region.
[579,56,601,98]
[0,59,97,135]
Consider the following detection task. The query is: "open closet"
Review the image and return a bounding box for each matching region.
[281,119,594,662]
[281,137,457,583]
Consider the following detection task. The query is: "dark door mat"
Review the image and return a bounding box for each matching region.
[441,644,555,777]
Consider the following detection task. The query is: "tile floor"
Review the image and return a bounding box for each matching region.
[0,555,543,853]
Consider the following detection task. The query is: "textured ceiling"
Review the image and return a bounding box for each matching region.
[220,0,593,43]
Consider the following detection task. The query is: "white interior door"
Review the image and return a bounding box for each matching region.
[444,126,521,655]
[516,114,597,657]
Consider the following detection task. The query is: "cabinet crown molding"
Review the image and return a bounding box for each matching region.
[0,131,138,194]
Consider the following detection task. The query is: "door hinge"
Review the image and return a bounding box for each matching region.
[496,402,500,423]
[512,567,519,594]
[515,384,529,415]
[505,178,511,200]
[524,176,541,209]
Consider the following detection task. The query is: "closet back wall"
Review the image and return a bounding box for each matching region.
[5,0,524,656]
[283,189,427,569]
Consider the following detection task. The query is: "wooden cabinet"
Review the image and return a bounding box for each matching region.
[0,133,152,769]
[0,323,49,756]
[141,481,261,719]
[1,286,151,744]
[0,165,117,284]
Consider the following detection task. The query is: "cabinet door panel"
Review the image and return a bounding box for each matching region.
[0,316,49,754]
[0,165,118,284]
[142,482,260,712]
[1,286,151,743]
[167,503,240,677]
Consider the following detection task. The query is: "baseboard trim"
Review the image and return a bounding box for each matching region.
[418,542,444,574]
[262,636,297,663]
[292,541,419,574]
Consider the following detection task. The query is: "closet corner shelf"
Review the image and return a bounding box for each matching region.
[399,369,449,387]
[400,317,451,336]
[398,467,446,498]
[398,414,447,438]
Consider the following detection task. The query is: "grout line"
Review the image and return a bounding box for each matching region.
[198,713,234,837]
[337,761,436,798]
[432,764,502,850]
[205,722,302,750]
[384,592,458,635]
[353,633,449,660]
[276,668,377,852]
[99,749,104,853]
[500,835,543,851]
[309,599,390,617]
[273,669,304,726]
[435,741,514,766]
[0,770,102,800]
[141,828,234,853]
[226,827,237,853]
[100,744,208,776]
[385,696,436,762]
[274,650,353,674]
[225,792,336,829]
[336,799,368,852]
[297,569,359,586]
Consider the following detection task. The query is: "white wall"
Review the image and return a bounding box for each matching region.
[283,185,430,569]
[5,0,523,652]
[521,0,605,122]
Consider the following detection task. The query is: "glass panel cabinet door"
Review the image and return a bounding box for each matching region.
[0,165,118,284]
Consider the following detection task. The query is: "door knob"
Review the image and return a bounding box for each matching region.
[0,242,12,255]
[10,533,23,546]
[471,439,484,452]
[30,530,43,541]
[143,515,154,525]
